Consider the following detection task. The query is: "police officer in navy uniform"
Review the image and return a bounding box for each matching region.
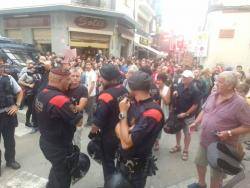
[0,54,23,174]
[114,71,164,188]
[35,67,83,188]
[89,64,128,186]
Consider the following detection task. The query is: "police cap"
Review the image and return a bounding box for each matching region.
[50,67,70,76]
[128,71,151,91]
[99,64,120,81]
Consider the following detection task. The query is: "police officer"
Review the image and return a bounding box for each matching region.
[35,67,83,188]
[114,71,164,188]
[89,64,128,186]
[0,54,23,173]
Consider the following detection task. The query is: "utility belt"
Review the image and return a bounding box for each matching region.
[116,152,158,179]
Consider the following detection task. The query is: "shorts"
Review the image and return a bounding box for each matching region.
[182,116,195,135]
[194,144,225,179]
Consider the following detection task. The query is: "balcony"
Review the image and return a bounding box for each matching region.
[71,0,112,9]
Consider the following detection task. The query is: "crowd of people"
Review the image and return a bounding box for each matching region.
[0,50,250,188]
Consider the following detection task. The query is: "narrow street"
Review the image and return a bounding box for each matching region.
[0,109,249,188]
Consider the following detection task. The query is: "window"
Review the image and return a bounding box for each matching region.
[3,49,32,66]
[219,29,235,38]
[124,0,129,7]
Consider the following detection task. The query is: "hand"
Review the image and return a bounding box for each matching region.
[119,97,130,113]
[29,83,35,88]
[189,122,198,133]
[7,105,19,116]
[91,125,100,134]
[177,113,187,119]
[216,131,230,141]
[173,91,178,97]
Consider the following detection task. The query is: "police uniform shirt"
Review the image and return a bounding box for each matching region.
[92,84,128,131]
[35,86,82,145]
[0,75,21,95]
[123,98,164,159]
[66,85,88,107]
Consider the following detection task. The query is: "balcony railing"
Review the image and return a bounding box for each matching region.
[71,0,112,9]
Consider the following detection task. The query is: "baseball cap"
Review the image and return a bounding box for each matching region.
[182,70,194,78]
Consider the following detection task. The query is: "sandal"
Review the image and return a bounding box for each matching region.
[182,151,189,161]
[188,183,207,188]
[169,145,181,153]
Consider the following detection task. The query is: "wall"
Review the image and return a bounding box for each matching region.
[0,17,4,36]
[50,12,69,54]
[115,0,134,19]
[204,11,250,71]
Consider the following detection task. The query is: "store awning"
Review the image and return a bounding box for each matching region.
[0,4,140,30]
[135,42,167,57]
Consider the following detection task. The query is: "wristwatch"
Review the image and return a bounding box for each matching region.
[119,112,127,120]
[227,130,233,137]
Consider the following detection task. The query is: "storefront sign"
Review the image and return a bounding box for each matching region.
[4,16,50,28]
[74,16,107,29]
[139,37,149,46]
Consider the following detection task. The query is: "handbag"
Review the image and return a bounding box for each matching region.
[163,95,185,134]
[163,111,185,134]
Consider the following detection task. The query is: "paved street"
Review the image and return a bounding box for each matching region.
[0,109,250,188]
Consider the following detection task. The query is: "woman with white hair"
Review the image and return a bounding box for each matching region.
[123,64,139,89]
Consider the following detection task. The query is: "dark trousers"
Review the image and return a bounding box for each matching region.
[102,134,119,185]
[31,98,38,128]
[117,162,147,188]
[25,95,34,123]
[0,113,17,163]
[39,137,72,188]
[86,96,96,126]
[129,172,147,188]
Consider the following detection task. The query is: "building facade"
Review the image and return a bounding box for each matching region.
[0,0,163,59]
[204,0,250,71]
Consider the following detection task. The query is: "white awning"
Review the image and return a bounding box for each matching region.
[135,42,167,57]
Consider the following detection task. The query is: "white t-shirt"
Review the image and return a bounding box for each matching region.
[85,70,97,97]
[160,85,170,120]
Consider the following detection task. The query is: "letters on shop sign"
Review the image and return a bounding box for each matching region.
[75,16,107,29]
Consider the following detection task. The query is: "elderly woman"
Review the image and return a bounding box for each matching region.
[123,64,139,89]
[188,71,250,188]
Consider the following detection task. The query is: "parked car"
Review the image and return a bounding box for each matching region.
[0,37,38,80]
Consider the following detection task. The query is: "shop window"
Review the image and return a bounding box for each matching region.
[219,29,235,38]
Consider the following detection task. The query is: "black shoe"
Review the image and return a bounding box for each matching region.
[25,122,33,128]
[6,161,21,170]
[30,127,39,134]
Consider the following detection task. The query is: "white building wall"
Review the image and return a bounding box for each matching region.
[115,0,134,19]
[205,11,250,71]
